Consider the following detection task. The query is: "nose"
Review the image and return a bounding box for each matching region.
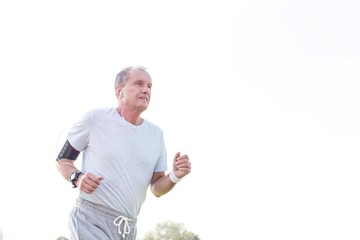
[142,85,151,95]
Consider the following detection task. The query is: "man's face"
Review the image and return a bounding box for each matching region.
[121,69,152,111]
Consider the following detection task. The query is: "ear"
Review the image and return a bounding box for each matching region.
[115,86,122,98]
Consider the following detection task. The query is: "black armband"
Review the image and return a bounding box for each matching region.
[56,140,80,161]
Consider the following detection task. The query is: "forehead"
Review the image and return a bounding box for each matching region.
[127,69,152,83]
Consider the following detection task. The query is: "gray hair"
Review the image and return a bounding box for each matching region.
[114,66,150,87]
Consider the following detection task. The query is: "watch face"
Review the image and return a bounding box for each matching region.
[70,172,77,181]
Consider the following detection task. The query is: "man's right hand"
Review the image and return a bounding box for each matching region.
[77,173,104,194]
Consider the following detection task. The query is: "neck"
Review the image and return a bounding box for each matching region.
[116,107,143,125]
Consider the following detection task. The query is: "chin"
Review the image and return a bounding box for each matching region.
[138,104,148,112]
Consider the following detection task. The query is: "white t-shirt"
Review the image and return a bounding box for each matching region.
[68,108,168,218]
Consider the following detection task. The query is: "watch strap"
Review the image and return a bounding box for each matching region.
[71,171,82,188]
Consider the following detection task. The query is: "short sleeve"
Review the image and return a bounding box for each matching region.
[67,109,93,151]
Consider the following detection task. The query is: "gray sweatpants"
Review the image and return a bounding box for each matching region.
[69,198,137,240]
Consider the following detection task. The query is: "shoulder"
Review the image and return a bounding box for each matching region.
[79,108,114,123]
[86,107,114,117]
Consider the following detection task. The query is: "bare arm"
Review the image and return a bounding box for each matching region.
[150,152,191,197]
[56,159,79,183]
[150,171,176,197]
[56,159,103,194]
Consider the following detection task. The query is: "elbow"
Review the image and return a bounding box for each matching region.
[153,193,162,198]
[151,185,164,198]
[55,161,61,171]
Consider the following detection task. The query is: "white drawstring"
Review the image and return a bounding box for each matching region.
[113,215,131,239]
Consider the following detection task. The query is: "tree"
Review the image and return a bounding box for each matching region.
[55,236,69,240]
[143,220,200,240]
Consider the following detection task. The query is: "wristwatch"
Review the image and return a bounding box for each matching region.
[70,171,82,188]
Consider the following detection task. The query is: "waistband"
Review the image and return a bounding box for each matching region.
[75,197,136,223]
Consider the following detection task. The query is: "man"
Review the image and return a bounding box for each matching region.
[56,66,191,240]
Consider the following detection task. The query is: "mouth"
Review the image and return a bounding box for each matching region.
[139,96,149,103]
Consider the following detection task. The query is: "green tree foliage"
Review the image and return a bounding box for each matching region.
[143,220,200,240]
[55,236,69,240]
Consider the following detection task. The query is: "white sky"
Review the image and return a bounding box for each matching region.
[0,0,359,239]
